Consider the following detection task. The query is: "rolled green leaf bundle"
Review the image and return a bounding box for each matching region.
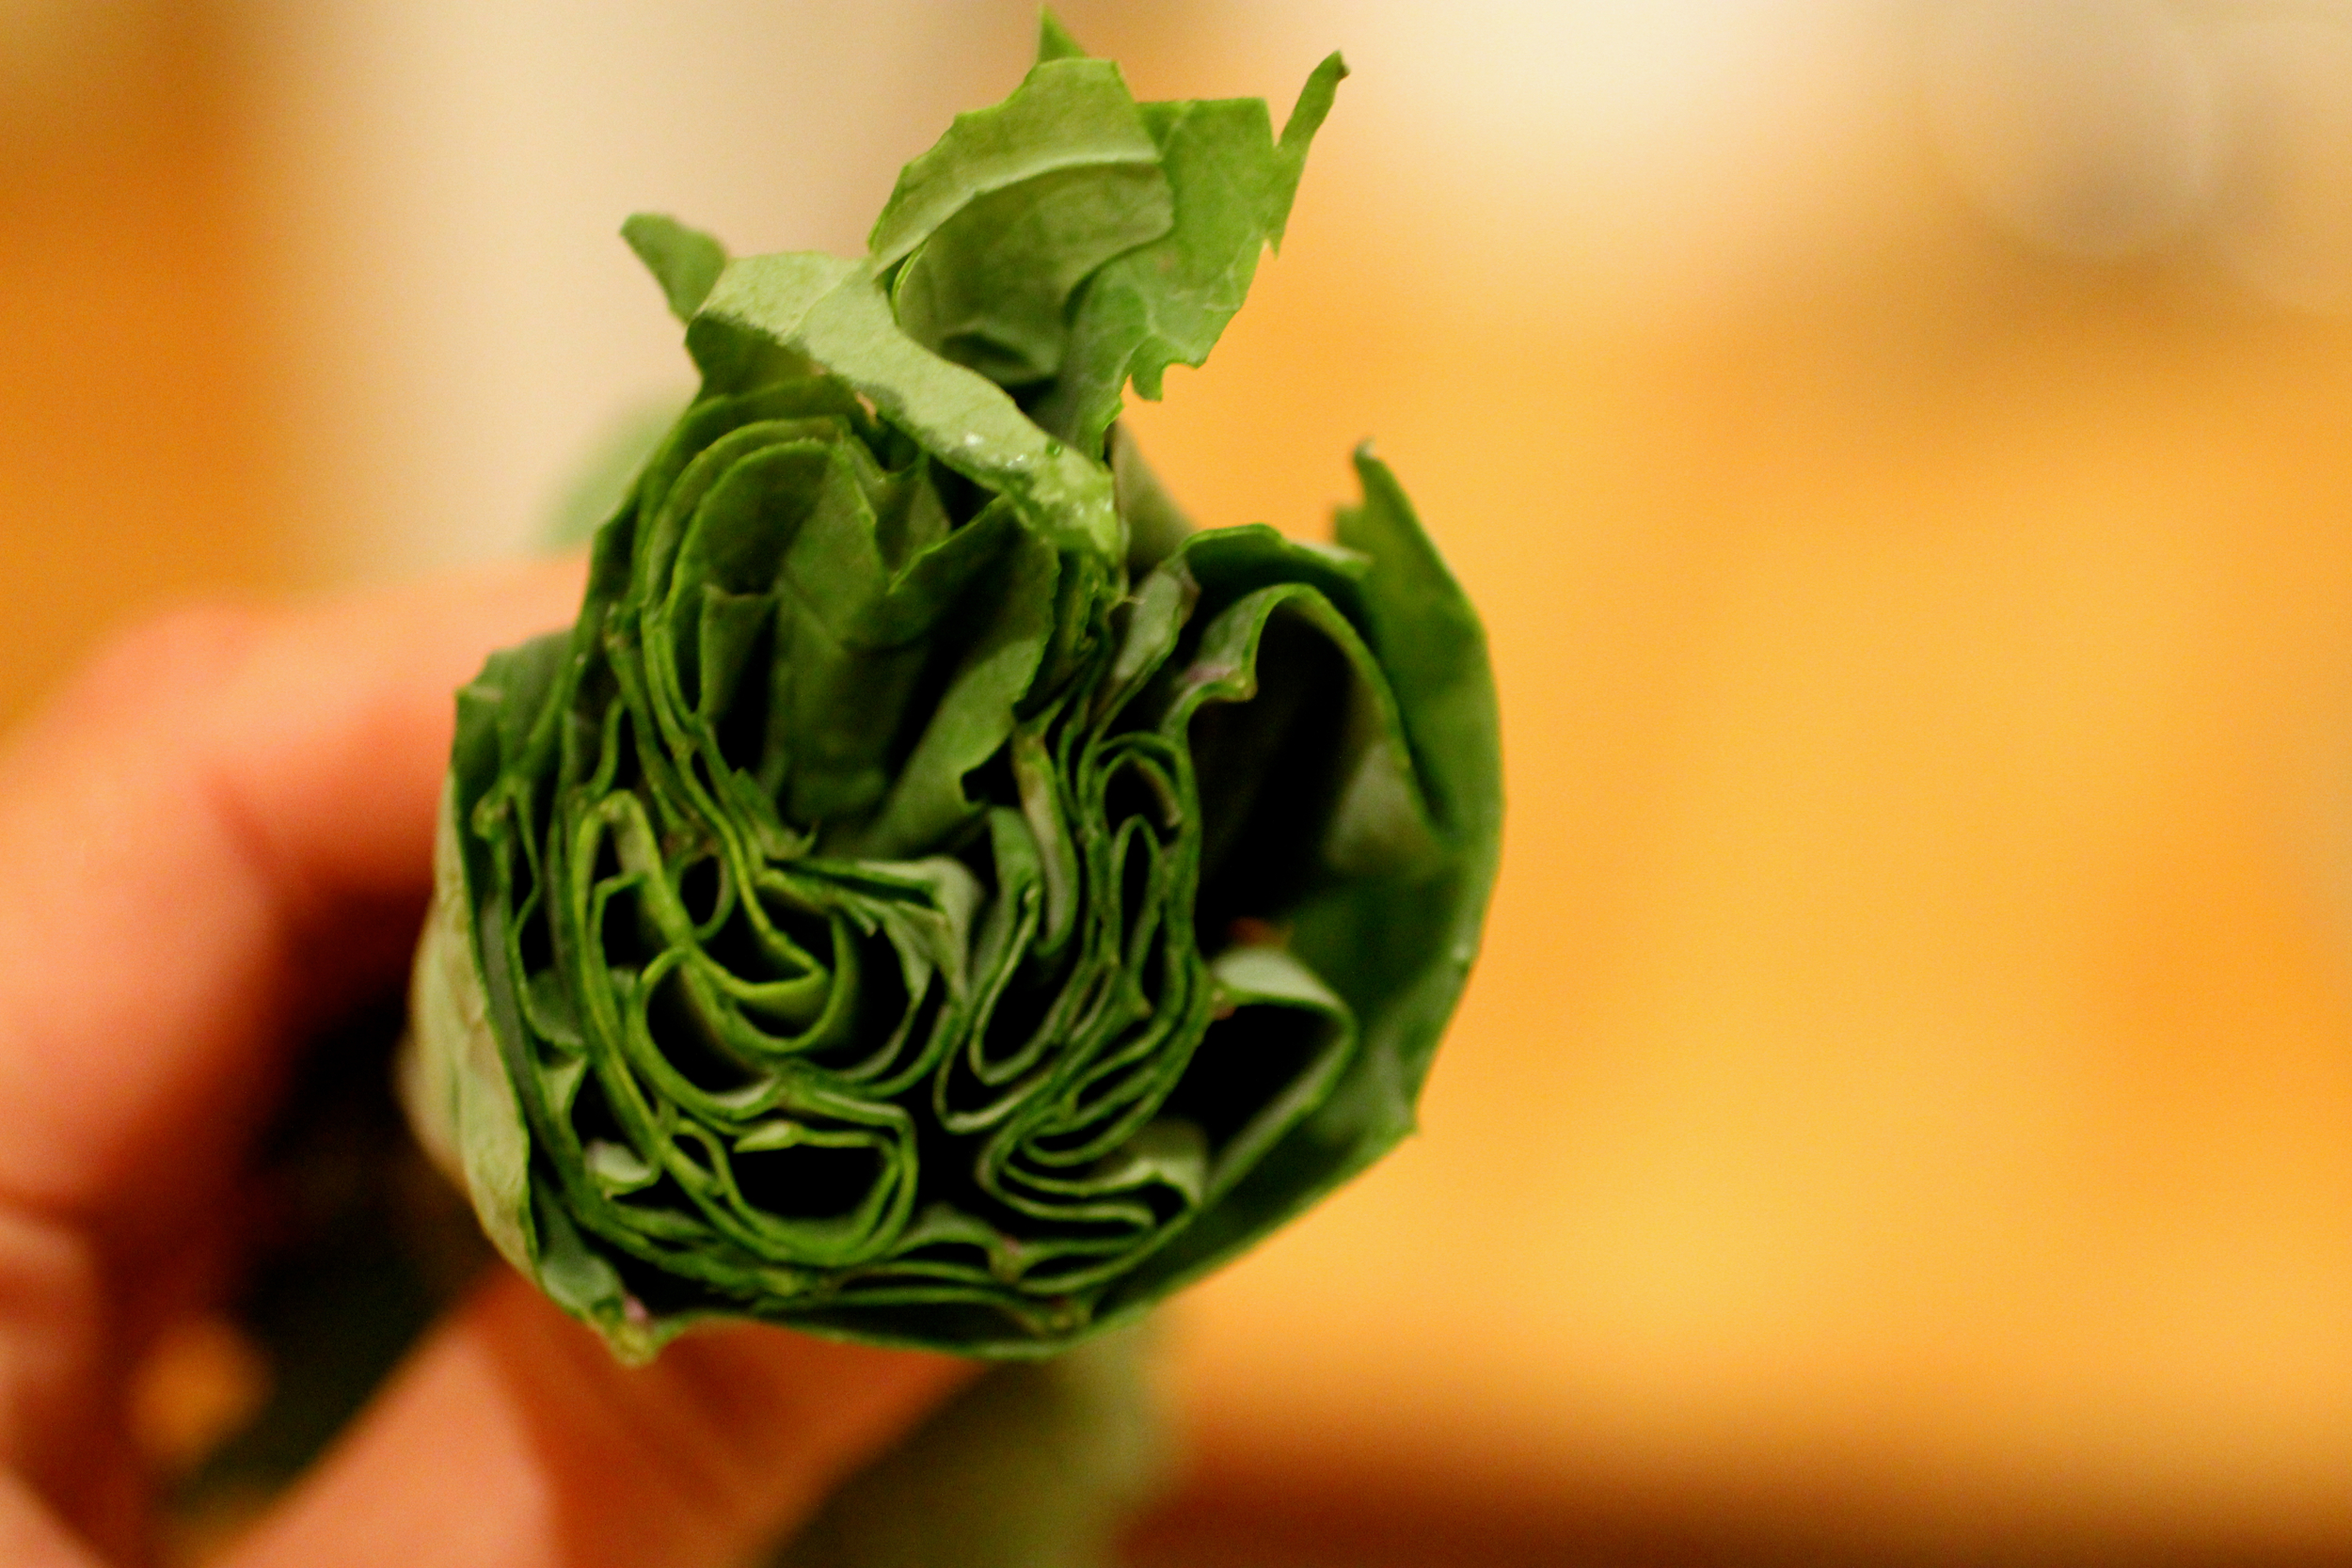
[404,18,1501,1361]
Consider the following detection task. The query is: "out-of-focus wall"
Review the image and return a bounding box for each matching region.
[1126,3,2352,1560]
[0,3,294,732]
[237,0,1216,578]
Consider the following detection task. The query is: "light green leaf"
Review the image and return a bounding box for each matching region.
[623,212,729,323]
[1030,54,1347,451]
[868,58,1158,269]
[702,255,1121,560]
[891,164,1170,386]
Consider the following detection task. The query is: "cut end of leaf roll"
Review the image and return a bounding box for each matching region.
[405,26,1499,1360]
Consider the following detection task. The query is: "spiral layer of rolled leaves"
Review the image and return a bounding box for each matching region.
[405,21,1500,1357]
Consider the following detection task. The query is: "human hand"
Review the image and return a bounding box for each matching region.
[0,559,965,1568]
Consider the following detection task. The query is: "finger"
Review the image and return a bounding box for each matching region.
[0,557,585,1251]
[0,1210,140,1559]
[225,1272,967,1568]
[0,1468,105,1568]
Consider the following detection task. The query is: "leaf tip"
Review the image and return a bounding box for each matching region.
[1279,52,1348,155]
[1036,8,1088,62]
[623,213,729,324]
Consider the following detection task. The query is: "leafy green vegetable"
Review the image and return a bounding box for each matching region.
[405,15,1500,1364]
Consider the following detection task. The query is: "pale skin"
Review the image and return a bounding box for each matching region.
[0,558,967,1568]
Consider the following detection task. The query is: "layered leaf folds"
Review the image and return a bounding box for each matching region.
[407,22,1499,1359]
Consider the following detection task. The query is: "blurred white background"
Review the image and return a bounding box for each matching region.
[207,0,2352,575]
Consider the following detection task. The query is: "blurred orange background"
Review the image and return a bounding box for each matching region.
[8,2,2352,1561]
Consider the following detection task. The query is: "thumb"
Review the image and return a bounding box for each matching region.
[222,1270,966,1568]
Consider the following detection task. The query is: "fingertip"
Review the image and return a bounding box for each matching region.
[0,554,590,1270]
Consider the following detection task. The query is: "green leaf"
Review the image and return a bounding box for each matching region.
[623,213,730,323]
[890,163,1171,387]
[868,58,1159,269]
[1108,423,1193,574]
[1030,53,1347,451]
[1035,9,1088,64]
[701,254,1121,561]
[406,25,1496,1375]
[401,788,535,1275]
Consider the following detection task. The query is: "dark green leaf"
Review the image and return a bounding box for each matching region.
[406,30,1496,1373]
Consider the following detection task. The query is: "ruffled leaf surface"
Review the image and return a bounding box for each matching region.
[406,17,1499,1362]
